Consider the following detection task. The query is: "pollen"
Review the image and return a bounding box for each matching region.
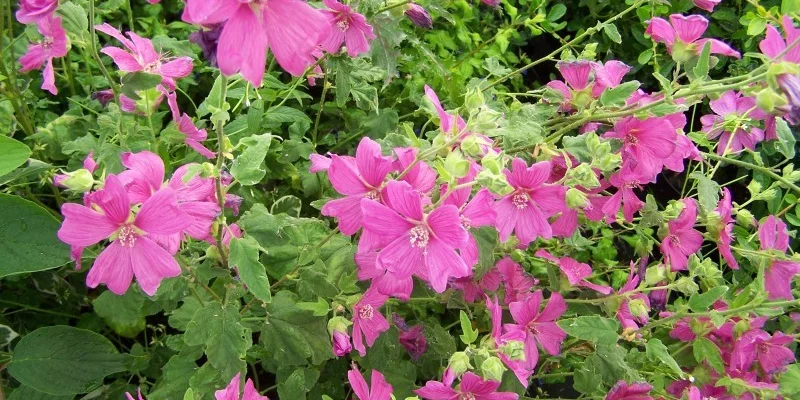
[409,225,430,248]
[358,304,374,320]
[512,193,530,209]
[460,214,472,229]
[336,20,350,31]
[118,225,137,248]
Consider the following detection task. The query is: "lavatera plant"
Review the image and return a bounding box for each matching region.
[1,0,800,399]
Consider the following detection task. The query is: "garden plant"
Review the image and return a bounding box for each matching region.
[2,0,800,398]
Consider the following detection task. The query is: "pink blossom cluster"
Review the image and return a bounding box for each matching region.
[17,0,68,94]
[56,151,240,296]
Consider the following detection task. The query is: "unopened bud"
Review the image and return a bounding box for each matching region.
[499,340,526,361]
[460,136,482,158]
[54,169,94,193]
[644,264,668,286]
[405,3,432,28]
[628,298,649,318]
[443,151,470,179]
[464,87,485,112]
[327,316,352,335]
[447,352,472,376]
[733,320,751,338]
[735,209,756,228]
[756,87,786,113]
[673,276,700,295]
[565,188,589,209]
[480,357,506,382]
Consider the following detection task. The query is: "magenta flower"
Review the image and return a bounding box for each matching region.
[442,182,496,267]
[361,180,469,292]
[602,163,652,223]
[760,16,800,64]
[125,388,145,400]
[348,367,393,400]
[495,257,536,304]
[700,91,768,155]
[57,175,191,296]
[424,85,469,136]
[165,90,215,159]
[758,215,800,300]
[645,14,740,62]
[309,153,332,173]
[605,381,653,400]
[693,0,720,12]
[416,371,518,400]
[321,137,394,235]
[215,373,268,400]
[546,61,593,111]
[405,3,432,29]
[189,24,223,67]
[661,199,703,271]
[394,314,427,361]
[592,60,632,96]
[95,24,193,90]
[731,329,795,374]
[485,295,530,386]
[603,116,677,180]
[394,147,437,193]
[616,267,650,330]
[494,159,565,246]
[535,250,612,294]
[320,0,375,57]
[351,287,390,356]
[15,0,57,24]
[332,330,352,357]
[506,291,568,375]
[19,16,68,95]
[182,0,329,86]
[714,188,738,269]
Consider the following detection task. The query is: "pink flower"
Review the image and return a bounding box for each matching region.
[602,163,652,223]
[416,371,518,400]
[603,116,677,180]
[182,0,329,86]
[332,330,352,357]
[546,61,593,111]
[125,388,146,400]
[758,215,800,300]
[221,223,242,247]
[165,90,216,159]
[760,16,800,64]
[616,267,650,330]
[731,329,795,374]
[57,175,191,295]
[348,367,393,400]
[321,0,375,57]
[215,373,268,400]
[19,16,68,95]
[351,287,390,356]
[394,147,437,193]
[15,0,57,24]
[442,173,496,267]
[494,159,565,246]
[645,14,740,62]
[714,188,738,269]
[693,0,720,12]
[424,85,468,136]
[506,291,568,376]
[661,198,703,271]
[394,314,427,361]
[405,3,432,29]
[322,137,394,235]
[95,24,193,90]
[361,180,469,293]
[309,153,332,173]
[605,381,653,400]
[701,91,768,155]
[495,257,536,304]
[535,250,612,294]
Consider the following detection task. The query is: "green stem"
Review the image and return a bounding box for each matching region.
[312,78,330,147]
[215,75,229,269]
[0,299,79,319]
[374,0,412,15]
[701,152,800,197]
[89,0,121,102]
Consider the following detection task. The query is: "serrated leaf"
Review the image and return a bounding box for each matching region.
[120,72,162,100]
[260,291,332,365]
[459,310,478,344]
[600,81,640,108]
[645,338,683,376]
[688,286,728,312]
[229,236,272,304]
[93,289,147,337]
[184,301,250,380]
[690,171,721,212]
[230,133,272,186]
[558,316,620,345]
[775,117,796,159]
[693,337,725,374]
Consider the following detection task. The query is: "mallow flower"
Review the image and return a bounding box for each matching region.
[95,23,193,90]
[693,0,721,12]
[441,177,496,268]
[700,91,768,155]
[730,329,795,374]
[321,0,375,57]
[713,188,739,269]
[605,381,654,400]
[215,372,268,400]
[758,215,800,300]
[19,16,68,95]
[660,198,703,272]
[15,0,57,24]
[645,14,740,62]
[57,175,191,296]
[506,291,568,376]
[415,371,519,400]
[181,0,330,86]
[602,163,653,224]
[494,159,566,247]
[603,116,677,180]
[348,367,393,400]
[351,287,390,356]
[394,314,427,361]
[535,249,612,294]
[165,90,216,159]
[616,267,650,330]
[495,257,536,304]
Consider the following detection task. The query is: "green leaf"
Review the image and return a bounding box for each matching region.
[688,286,728,312]
[783,0,800,14]
[558,316,620,345]
[693,337,725,374]
[271,195,302,217]
[600,81,640,108]
[585,345,640,386]
[277,367,320,400]
[780,364,800,396]
[645,338,683,377]
[120,72,163,100]
[184,301,250,379]
[93,289,147,337]
[775,117,796,159]
[603,24,622,44]
[260,291,332,365]
[693,41,712,80]
[8,385,72,400]
[230,133,272,186]
[297,298,329,317]
[573,364,602,395]
[0,324,19,347]
[56,2,88,41]
[229,236,272,304]
[8,326,128,395]
[689,171,721,212]
[459,310,478,344]
[546,4,567,21]
[0,135,31,176]
[0,194,70,278]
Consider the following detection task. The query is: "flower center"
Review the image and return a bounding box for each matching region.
[143,60,161,74]
[624,180,640,189]
[757,342,769,354]
[409,226,430,248]
[365,190,380,201]
[512,193,530,209]
[118,225,137,248]
[459,394,477,400]
[336,19,350,31]
[625,133,639,146]
[669,234,680,246]
[358,304,374,320]
[459,214,471,230]
[41,36,54,49]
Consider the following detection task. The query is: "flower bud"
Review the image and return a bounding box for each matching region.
[471,107,502,132]
[443,151,470,179]
[565,188,589,209]
[777,74,800,125]
[447,352,472,376]
[460,135,483,158]
[673,276,700,295]
[331,330,352,357]
[477,170,513,196]
[327,316,351,335]
[499,340,526,361]
[733,320,751,338]
[480,152,504,175]
[509,249,526,263]
[404,3,432,28]
[644,264,668,286]
[735,209,755,228]
[480,357,506,382]
[628,298,650,318]
[54,169,94,193]
[756,87,786,113]
[464,87,485,112]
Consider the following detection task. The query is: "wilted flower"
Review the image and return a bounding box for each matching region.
[394,314,427,361]
[189,24,223,67]
[505,291,567,377]
[535,249,612,294]
[731,329,796,374]
[693,0,720,12]
[165,89,215,159]
[605,381,653,400]
[416,371,519,400]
